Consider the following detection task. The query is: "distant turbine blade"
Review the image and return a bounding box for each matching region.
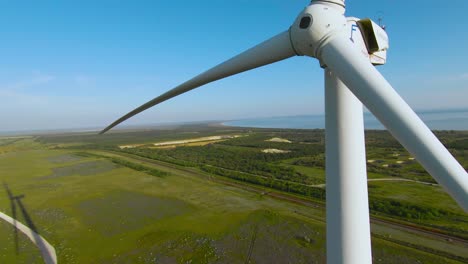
[100,30,296,134]
[321,33,468,211]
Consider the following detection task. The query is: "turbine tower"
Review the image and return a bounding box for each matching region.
[101,1,468,263]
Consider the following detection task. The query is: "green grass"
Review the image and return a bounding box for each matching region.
[371,223,468,259]
[0,143,327,262]
[368,181,462,213]
[1,134,467,263]
[281,157,390,180]
[0,219,43,263]
[371,237,463,264]
[368,181,468,236]
[287,165,325,184]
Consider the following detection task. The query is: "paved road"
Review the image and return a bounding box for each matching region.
[0,211,57,264]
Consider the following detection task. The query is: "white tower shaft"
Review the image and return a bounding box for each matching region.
[325,69,372,264]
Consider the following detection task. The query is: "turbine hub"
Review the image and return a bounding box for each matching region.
[290,2,347,58]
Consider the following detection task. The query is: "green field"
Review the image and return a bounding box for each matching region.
[1,126,467,263]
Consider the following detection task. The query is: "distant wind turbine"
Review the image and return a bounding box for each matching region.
[101,1,468,263]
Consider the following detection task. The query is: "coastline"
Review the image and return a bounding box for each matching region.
[2,108,467,137]
[222,111,468,131]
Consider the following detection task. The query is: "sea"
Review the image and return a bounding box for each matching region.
[224,109,468,130]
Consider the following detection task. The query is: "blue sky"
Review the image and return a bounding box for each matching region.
[1,0,467,131]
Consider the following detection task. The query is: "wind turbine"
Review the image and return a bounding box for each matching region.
[101,0,468,263]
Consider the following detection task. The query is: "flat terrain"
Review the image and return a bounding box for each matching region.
[0,125,467,263]
[0,219,43,263]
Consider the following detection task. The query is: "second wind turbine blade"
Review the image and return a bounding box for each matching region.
[100,30,296,134]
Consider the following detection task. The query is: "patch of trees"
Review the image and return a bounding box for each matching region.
[445,138,468,150]
[279,129,325,143]
[123,144,321,185]
[218,133,325,155]
[365,130,402,148]
[369,198,450,220]
[366,162,436,183]
[200,165,326,200]
[291,155,325,168]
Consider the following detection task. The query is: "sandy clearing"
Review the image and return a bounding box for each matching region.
[119,144,142,149]
[0,211,57,264]
[153,135,240,147]
[262,149,291,154]
[151,139,226,149]
[119,135,242,149]
[266,137,292,143]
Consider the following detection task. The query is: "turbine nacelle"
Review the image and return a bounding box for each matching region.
[290,1,388,66]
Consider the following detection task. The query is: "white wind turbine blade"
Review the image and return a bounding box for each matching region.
[100,31,296,134]
[320,33,468,211]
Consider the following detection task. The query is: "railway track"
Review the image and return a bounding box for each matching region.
[371,217,468,245]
